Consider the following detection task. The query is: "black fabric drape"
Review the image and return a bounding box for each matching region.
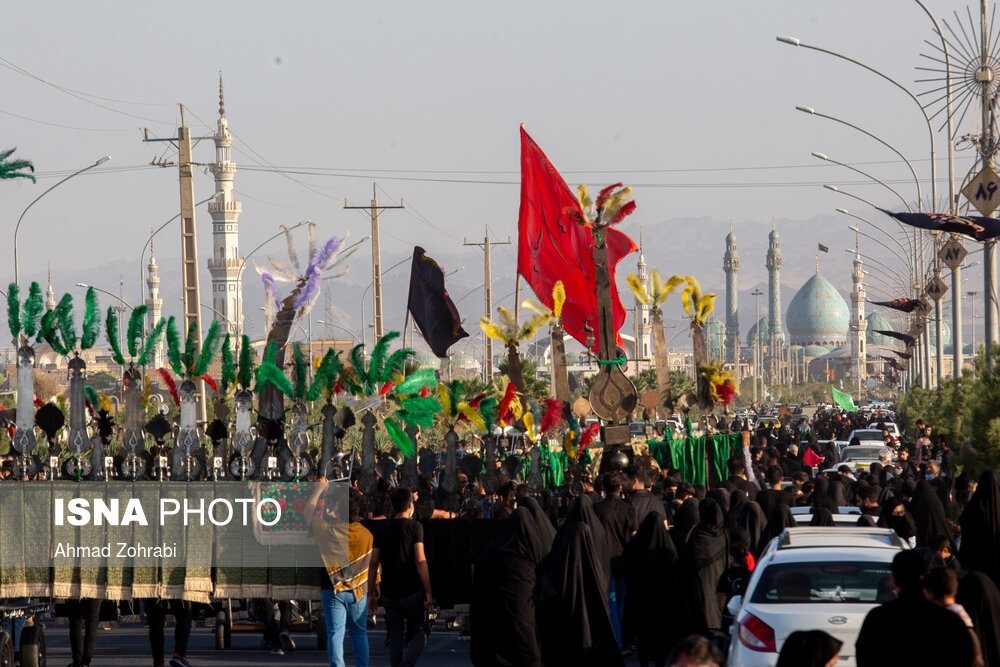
[623,513,688,666]
[958,571,1000,667]
[681,498,728,635]
[534,522,623,667]
[757,504,796,557]
[909,480,954,550]
[471,508,543,667]
[566,494,611,596]
[960,470,1000,583]
[737,501,766,557]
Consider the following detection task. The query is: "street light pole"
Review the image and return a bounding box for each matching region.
[751,288,764,405]
[14,156,111,285]
[811,152,912,212]
[968,290,980,379]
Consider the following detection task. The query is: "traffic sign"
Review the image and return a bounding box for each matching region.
[924,275,948,301]
[939,239,968,271]
[962,164,1000,216]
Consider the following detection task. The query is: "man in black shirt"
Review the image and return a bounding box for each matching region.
[724,456,758,501]
[756,465,794,518]
[596,472,637,649]
[369,487,434,667]
[856,550,973,666]
[626,457,667,526]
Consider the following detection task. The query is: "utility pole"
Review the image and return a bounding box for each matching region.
[981,0,999,368]
[969,290,980,379]
[344,183,403,344]
[144,104,210,422]
[751,288,764,406]
[464,226,510,382]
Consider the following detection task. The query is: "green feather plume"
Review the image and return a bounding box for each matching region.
[383,417,415,458]
[183,321,198,372]
[84,385,99,411]
[349,344,369,393]
[396,396,442,429]
[480,396,499,434]
[394,368,436,396]
[447,380,463,418]
[165,316,184,375]
[238,334,254,389]
[384,347,416,380]
[105,307,125,365]
[254,341,293,396]
[220,334,236,393]
[368,331,399,384]
[40,310,68,355]
[192,319,221,378]
[21,282,43,338]
[137,317,166,367]
[80,287,100,350]
[307,348,343,401]
[7,283,19,339]
[292,343,308,400]
[54,293,76,351]
[126,305,148,357]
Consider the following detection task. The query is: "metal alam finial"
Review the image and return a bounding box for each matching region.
[219,71,225,118]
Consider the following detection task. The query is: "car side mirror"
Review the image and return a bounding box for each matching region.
[726,595,743,616]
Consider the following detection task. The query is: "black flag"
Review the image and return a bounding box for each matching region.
[406,246,469,357]
[879,209,1000,242]
[870,298,925,313]
[874,330,917,347]
[818,243,829,253]
[891,349,913,360]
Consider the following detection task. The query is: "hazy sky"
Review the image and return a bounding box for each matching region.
[1,0,988,342]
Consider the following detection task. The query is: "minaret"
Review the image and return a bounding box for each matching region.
[766,221,783,381]
[723,223,740,365]
[45,264,56,311]
[207,74,244,335]
[634,229,651,371]
[851,231,867,391]
[145,233,164,368]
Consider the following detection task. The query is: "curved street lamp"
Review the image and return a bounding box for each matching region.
[14,156,111,285]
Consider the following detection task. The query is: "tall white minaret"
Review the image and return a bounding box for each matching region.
[634,229,651,371]
[146,233,164,368]
[45,264,56,311]
[766,221,784,382]
[723,223,740,365]
[851,231,867,391]
[207,74,244,335]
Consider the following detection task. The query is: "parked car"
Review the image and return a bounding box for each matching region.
[790,506,863,527]
[833,445,893,474]
[868,422,900,443]
[846,429,885,446]
[727,527,907,666]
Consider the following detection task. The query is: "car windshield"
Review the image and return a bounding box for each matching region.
[853,430,883,440]
[750,561,893,604]
[843,447,886,461]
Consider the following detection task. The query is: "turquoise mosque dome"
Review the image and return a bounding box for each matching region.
[866,312,896,346]
[928,319,951,348]
[803,344,829,358]
[786,272,849,346]
[746,315,785,347]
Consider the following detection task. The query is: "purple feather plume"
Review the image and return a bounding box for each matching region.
[261,273,281,308]
[293,266,322,310]
[311,236,342,270]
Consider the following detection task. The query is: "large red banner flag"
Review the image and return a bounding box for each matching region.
[516,126,637,355]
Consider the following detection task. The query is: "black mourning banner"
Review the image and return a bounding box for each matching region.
[407,246,469,358]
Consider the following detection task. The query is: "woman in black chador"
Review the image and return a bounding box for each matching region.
[471,507,544,667]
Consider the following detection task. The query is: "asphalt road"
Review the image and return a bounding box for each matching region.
[42,620,475,666]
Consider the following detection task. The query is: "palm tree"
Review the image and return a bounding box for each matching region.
[0,148,35,183]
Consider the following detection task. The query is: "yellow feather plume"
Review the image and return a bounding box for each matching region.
[697,293,717,322]
[497,307,518,338]
[438,382,451,420]
[459,402,486,431]
[685,276,703,303]
[480,318,510,344]
[576,184,592,210]
[664,275,687,294]
[600,187,633,220]
[99,394,112,413]
[650,269,668,304]
[509,395,523,421]
[564,430,577,459]
[681,284,694,315]
[552,281,566,318]
[627,273,650,305]
[519,312,551,341]
[521,298,549,316]
[523,410,535,441]
[142,375,152,408]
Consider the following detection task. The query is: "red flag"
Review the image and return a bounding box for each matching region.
[802,448,824,467]
[516,126,637,354]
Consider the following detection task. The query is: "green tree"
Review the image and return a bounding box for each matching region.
[0,148,35,183]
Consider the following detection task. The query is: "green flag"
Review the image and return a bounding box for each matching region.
[832,386,858,412]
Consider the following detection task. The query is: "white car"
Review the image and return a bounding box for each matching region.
[837,445,893,474]
[790,506,862,526]
[868,422,900,443]
[727,527,907,666]
[846,429,885,446]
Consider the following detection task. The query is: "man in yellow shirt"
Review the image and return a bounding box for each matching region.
[304,477,373,667]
